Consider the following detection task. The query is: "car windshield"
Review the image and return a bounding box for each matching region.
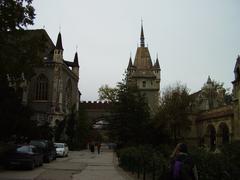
[30,141,46,148]
[16,146,30,153]
[55,144,64,148]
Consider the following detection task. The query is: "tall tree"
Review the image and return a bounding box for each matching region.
[107,80,151,147]
[55,105,91,150]
[0,0,35,32]
[0,0,44,82]
[155,83,192,143]
[0,0,49,141]
[0,78,38,141]
[98,84,118,102]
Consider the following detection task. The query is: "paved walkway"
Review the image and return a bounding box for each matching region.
[0,148,134,180]
[72,150,133,180]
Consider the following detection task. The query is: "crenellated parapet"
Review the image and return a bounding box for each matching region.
[80,101,112,110]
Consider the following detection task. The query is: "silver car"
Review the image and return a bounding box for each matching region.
[54,143,69,157]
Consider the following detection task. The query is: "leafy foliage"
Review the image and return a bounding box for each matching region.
[118,146,168,180]
[220,141,240,179]
[0,78,39,141]
[0,0,45,81]
[118,144,240,180]
[154,82,192,143]
[107,81,151,146]
[0,0,35,32]
[55,105,91,150]
[98,84,118,102]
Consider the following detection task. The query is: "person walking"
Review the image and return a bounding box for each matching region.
[90,142,95,153]
[97,142,101,155]
[169,143,198,180]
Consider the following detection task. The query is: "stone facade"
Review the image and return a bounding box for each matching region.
[126,25,160,115]
[20,30,80,125]
[186,57,240,148]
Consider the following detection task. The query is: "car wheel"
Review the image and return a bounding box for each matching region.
[39,159,43,166]
[29,161,35,170]
[45,156,50,163]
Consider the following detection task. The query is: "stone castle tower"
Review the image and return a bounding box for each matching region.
[127,24,160,114]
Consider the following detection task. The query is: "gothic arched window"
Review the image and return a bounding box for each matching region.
[35,74,48,100]
[66,80,72,109]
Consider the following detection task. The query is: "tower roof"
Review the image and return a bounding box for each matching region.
[133,47,152,69]
[133,24,153,70]
[73,52,79,67]
[154,55,160,69]
[140,23,145,47]
[127,56,133,69]
[56,32,64,50]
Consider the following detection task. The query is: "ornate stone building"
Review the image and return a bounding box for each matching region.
[126,25,160,114]
[20,30,80,125]
[186,57,240,149]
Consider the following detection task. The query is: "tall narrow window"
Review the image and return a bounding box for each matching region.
[35,74,48,100]
[66,80,72,109]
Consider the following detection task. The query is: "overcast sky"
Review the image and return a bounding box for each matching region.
[32,0,240,101]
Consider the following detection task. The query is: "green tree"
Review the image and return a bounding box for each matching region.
[55,105,91,150]
[155,82,192,143]
[0,78,38,141]
[0,0,45,82]
[98,84,118,102]
[107,80,151,147]
[0,0,35,32]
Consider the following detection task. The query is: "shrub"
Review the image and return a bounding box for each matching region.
[118,146,168,179]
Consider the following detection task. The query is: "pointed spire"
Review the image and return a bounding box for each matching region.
[73,52,79,67]
[207,75,212,84]
[154,54,160,68]
[140,20,145,47]
[56,32,64,50]
[127,56,133,69]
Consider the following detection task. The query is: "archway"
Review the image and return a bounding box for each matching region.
[218,123,230,145]
[205,124,216,151]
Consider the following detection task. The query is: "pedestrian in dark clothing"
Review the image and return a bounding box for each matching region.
[90,142,95,153]
[97,143,101,154]
[170,143,198,180]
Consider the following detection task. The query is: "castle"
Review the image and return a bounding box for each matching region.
[126,24,160,114]
[125,25,240,149]
[11,30,80,125]
[7,25,240,148]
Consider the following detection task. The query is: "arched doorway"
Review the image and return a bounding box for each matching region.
[205,124,216,151]
[218,123,230,145]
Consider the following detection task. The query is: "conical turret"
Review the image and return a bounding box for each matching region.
[72,52,79,78]
[154,55,160,69]
[73,52,79,67]
[127,56,133,70]
[53,32,64,62]
[56,32,64,50]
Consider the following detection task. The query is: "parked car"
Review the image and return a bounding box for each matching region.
[54,143,69,157]
[30,140,56,163]
[4,145,43,170]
